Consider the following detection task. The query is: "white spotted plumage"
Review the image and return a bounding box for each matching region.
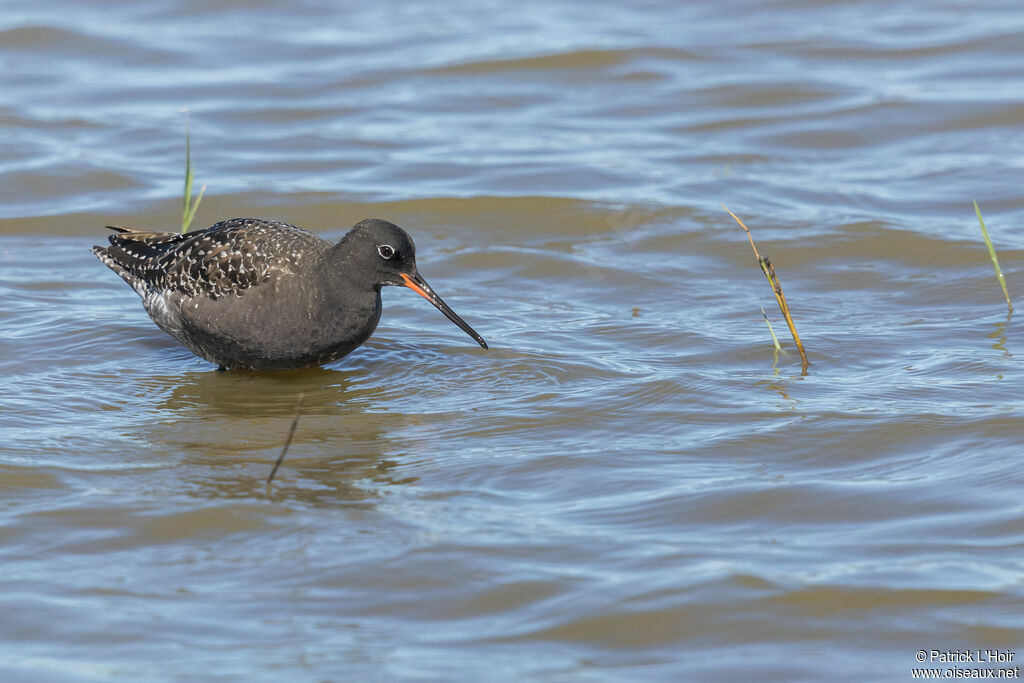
[92,218,321,302]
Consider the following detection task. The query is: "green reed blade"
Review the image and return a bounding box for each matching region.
[181,115,204,233]
[761,306,782,351]
[182,125,192,231]
[973,200,1012,314]
[185,183,207,232]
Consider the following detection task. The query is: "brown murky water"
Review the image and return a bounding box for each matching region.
[2,1,1024,680]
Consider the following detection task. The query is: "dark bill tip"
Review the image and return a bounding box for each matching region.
[400,273,488,349]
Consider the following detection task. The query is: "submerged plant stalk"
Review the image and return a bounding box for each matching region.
[266,392,305,491]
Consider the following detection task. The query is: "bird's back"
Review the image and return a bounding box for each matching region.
[92,218,363,369]
[92,218,328,301]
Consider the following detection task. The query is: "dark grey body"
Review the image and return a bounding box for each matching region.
[93,219,391,370]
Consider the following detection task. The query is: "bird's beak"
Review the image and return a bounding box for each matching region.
[400,272,488,349]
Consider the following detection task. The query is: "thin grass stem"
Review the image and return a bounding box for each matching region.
[973,200,1012,314]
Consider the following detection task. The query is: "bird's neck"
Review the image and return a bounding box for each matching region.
[317,246,380,306]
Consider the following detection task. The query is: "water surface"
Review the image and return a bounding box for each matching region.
[2,1,1024,680]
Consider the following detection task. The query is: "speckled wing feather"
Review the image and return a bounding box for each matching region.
[93,218,326,301]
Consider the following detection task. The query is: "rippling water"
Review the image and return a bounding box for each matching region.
[2,1,1024,680]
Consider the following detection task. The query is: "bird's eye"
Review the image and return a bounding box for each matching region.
[377,244,395,259]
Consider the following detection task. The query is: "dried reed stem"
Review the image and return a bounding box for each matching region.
[723,204,809,368]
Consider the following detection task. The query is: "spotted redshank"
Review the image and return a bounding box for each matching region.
[92,218,488,370]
